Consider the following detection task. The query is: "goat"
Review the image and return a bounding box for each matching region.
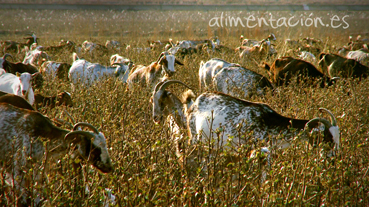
[0,69,36,105]
[41,40,76,53]
[151,80,340,155]
[240,33,276,46]
[318,53,369,79]
[170,38,216,53]
[127,51,183,90]
[105,40,121,51]
[298,51,317,63]
[239,40,270,59]
[125,45,151,54]
[346,46,369,67]
[212,66,273,98]
[346,35,367,51]
[81,40,108,56]
[110,54,131,66]
[199,58,240,91]
[1,53,44,89]
[0,33,38,53]
[68,53,132,88]
[148,39,171,50]
[23,45,51,67]
[40,60,71,80]
[0,103,113,205]
[34,91,73,110]
[264,56,337,87]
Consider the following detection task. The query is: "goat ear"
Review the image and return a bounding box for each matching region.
[175,58,184,65]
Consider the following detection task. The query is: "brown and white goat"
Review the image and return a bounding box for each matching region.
[0,33,38,53]
[152,80,340,154]
[239,40,269,59]
[41,40,76,53]
[127,52,183,90]
[40,60,72,80]
[1,53,44,89]
[0,103,113,206]
[34,91,73,110]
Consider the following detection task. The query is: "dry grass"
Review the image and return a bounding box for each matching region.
[0,9,368,206]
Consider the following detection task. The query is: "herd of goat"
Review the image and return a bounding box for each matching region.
[0,32,368,206]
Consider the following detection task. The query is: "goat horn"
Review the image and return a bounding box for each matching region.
[158,80,193,93]
[319,108,337,126]
[3,53,13,61]
[65,131,95,143]
[73,122,99,134]
[153,80,166,93]
[156,52,166,63]
[305,117,332,132]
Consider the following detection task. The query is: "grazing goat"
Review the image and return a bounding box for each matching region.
[0,69,36,105]
[40,60,72,80]
[240,33,276,46]
[298,51,317,63]
[151,80,340,154]
[212,66,273,97]
[81,40,108,56]
[1,53,44,89]
[199,58,240,91]
[34,91,73,110]
[148,39,171,50]
[105,40,121,51]
[127,51,183,90]
[239,40,270,59]
[23,45,51,67]
[69,53,132,88]
[110,54,131,66]
[264,56,337,87]
[318,53,369,79]
[41,40,76,53]
[346,35,367,51]
[0,33,38,53]
[0,103,113,205]
[346,46,369,66]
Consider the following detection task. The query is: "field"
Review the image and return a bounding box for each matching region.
[1,8,369,206]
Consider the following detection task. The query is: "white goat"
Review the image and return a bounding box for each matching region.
[199,58,240,91]
[68,53,132,88]
[212,66,273,97]
[0,69,35,105]
[298,51,317,62]
[110,54,131,66]
[23,44,50,66]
